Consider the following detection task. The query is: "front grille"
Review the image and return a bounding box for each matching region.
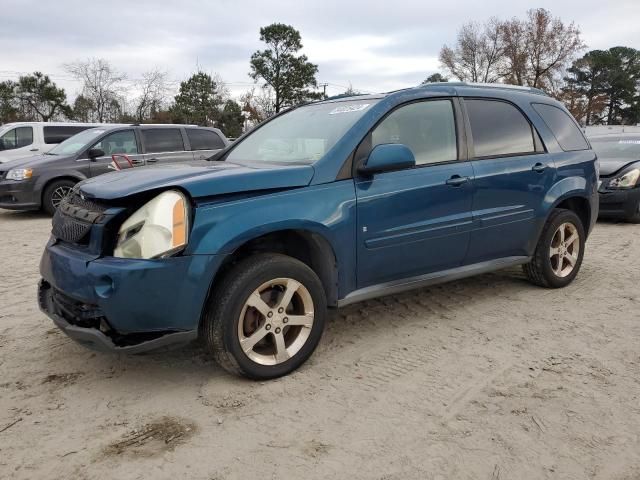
[51,192,109,244]
[51,287,103,329]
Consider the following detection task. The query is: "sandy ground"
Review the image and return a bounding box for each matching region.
[0,208,639,480]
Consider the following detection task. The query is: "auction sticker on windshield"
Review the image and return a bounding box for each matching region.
[329,104,370,115]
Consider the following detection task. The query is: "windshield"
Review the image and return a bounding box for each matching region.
[590,137,640,161]
[226,99,378,164]
[47,128,108,156]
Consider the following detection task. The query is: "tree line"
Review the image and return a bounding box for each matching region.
[0,23,322,137]
[2,14,638,133]
[435,8,640,126]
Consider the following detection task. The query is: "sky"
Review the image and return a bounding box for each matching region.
[1,0,639,101]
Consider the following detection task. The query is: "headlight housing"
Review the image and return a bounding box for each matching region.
[114,190,190,259]
[6,168,33,181]
[609,168,640,189]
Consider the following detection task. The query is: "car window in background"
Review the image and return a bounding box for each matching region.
[43,126,91,144]
[92,130,138,155]
[187,129,225,150]
[532,103,589,151]
[0,126,33,150]
[47,128,106,155]
[142,129,185,153]
[371,100,457,165]
[226,99,379,165]
[466,99,536,158]
[590,137,640,161]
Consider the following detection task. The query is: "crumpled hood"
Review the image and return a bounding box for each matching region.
[599,157,640,176]
[78,160,315,200]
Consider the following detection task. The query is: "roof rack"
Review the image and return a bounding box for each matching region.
[421,81,548,96]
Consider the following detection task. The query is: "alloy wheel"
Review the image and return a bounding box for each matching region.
[51,186,72,209]
[237,278,315,366]
[549,222,580,278]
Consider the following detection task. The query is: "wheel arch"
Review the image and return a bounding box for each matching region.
[40,175,84,206]
[205,228,340,310]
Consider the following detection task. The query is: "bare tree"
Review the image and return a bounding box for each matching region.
[439,18,504,83]
[134,69,169,123]
[502,9,585,88]
[65,58,126,122]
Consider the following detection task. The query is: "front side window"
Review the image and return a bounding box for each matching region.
[466,99,536,158]
[92,130,138,156]
[43,126,91,144]
[187,129,225,150]
[532,103,589,152]
[0,127,33,150]
[47,128,106,156]
[226,99,378,165]
[370,100,457,165]
[142,129,185,153]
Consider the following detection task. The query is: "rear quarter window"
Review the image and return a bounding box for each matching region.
[141,128,185,153]
[532,103,589,151]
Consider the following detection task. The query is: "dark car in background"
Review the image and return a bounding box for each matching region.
[590,133,640,223]
[0,124,229,214]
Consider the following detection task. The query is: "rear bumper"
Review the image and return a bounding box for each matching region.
[0,179,40,210]
[39,239,225,352]
[598,187,640,219]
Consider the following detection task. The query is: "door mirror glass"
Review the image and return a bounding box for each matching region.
[359,143,415,175]
[87,148,105,159]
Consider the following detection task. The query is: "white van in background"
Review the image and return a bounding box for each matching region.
[0,122,102,163]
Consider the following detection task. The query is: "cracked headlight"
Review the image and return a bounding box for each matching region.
[114,190,189,259]
[609,168,640,189]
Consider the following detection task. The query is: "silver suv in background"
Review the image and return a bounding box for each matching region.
[0,124,229,214]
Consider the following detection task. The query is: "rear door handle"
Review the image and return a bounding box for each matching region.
[532,162,547,173]
[146,158,159,163]
[446,175,470,187]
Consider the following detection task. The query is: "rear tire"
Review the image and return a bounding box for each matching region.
[202,253,327,379]
[523,209,585,288]
[42,179,76,215]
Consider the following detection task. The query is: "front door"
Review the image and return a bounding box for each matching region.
[461,98,557,263]
[88,129,145,177]
[355,99,474,288]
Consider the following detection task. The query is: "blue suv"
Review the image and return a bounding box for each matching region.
[38,83,598,379]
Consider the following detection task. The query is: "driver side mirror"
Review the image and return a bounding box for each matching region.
[87,148,105,160]
[358,143,416,175]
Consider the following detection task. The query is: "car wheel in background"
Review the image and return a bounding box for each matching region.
[42,179,76,215]
[202,253,327,379]
[523,208,585,288]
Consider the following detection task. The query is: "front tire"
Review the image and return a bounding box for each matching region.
[42,179,76,215]
[203,254,327,379]
[523,209,585,288]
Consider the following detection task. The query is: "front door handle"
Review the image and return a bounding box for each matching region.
[30,148,39,152]
[532,162,547,173]
[446,175,470,187]
[130,159,145,166]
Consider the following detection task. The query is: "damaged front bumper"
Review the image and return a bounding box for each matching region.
[38,238,225,353]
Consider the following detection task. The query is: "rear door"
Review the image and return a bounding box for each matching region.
[140,127,193,165]
[355,98,475,288]
[87,129,144,177]
[186,128,227,160]
[461,98,556,263]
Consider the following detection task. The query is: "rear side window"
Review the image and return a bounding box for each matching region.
[532,103,589,151]
[142,129,185,153]
[43,126,91,144]
[466,99,536,158]
[370,99,457,165]
[186,129,225,150]
[0,126,33,150]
